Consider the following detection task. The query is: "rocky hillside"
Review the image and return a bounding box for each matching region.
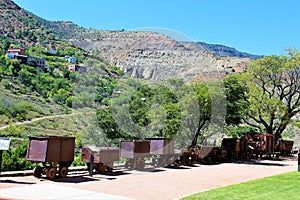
[70,31,251,82]
[12,0,258,82]
[28,8,255,82]
[182,42,263,60]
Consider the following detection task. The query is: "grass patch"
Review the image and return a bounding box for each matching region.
[182,171,300,200]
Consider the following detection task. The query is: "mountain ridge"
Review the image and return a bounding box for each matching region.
[1,0,254,84]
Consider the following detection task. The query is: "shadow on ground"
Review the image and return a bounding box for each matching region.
[0,179,35,185]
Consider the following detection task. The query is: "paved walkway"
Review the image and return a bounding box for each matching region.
[0,158,297,200]
[0,184,134,200]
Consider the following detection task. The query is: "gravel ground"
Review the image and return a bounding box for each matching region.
[0,158,298,200]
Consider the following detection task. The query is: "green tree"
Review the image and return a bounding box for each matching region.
[243,49,300,143]
[223,75,249,125]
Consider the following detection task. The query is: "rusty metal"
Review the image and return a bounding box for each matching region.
[26,136,75,163]
[26,136,75,179]
[149,138,174,155]
[198,146,221,164]
[82,146,119,174]
[148,138,180,167]
[221,138,249,161]
[242,133,274,157]
[275,139,294,156]
[120,141,150,170]
[120,141,150,159]
[82,147,119,163]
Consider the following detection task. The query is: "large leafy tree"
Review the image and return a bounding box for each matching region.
[243,49,300,142]
[223,75,250,125]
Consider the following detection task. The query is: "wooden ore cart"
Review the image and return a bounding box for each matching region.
[148,138,179,167]
[275,139,294,156]
[81,146,119,173]
[242,133,274,158]
[120,141,150,170]
[26,136,75,179]
[198,146,222,164]
[221,138,249,161]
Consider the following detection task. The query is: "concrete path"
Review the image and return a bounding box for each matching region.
[0,184,134,200]
[0,158,297,200]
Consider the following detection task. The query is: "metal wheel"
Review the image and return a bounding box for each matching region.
[106,162,114,173]
[136,158,145,170]
[46,167,57,179]
[98,163,107,173]
[59,166,68,178]
[125,160,134,170]
[33,166,43,178]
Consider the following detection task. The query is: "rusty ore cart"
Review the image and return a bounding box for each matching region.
[149,138,179,167]
[81,146,119,173]
[120,141,150,170]
[198,146,222,164]
[26,136,75,179]
[275,139,294,156]
[242,133,274,158]
[221,138,250,161]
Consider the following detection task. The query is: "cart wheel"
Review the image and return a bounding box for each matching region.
[107,166,113,173]
[59,166,68,178]
[99,163,107,173]
[136,158,145,170]
[125,160,133,170]
[33,166,43,178]
[46,167,57,179]
[106,162,113,173]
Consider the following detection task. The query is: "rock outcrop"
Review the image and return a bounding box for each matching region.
[71,30,251,82]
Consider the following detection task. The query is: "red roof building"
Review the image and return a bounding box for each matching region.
[6,47,26,55]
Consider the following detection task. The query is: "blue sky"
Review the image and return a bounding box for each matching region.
[13,0,300,56]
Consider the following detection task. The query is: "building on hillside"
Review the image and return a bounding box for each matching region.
[27,56,46,71]
[68,64,87,73]
[65,56,77,64]
[6,47,26,55]
[6,51,46,71]
[49,48,57,55]
[6,54,28,64]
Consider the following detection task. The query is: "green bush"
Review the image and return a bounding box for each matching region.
[1,141,37,171]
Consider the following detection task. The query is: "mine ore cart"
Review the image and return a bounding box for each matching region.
[26,136,75,179]
[275,139,294,156]
[120,141,150,170]
[221,138,249,161]
[81,146,119,173]
[198,146,222,164]
[178,145,201,166]
[242,133,274,158]
[148,138,179,167]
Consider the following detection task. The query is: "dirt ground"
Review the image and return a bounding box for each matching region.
[0,158,298,200]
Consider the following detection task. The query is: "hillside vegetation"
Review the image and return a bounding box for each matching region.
[0,0,124,146]
[1,0,299,173]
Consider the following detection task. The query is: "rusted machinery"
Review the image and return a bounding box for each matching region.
[221,138,250,161]
[26,136,75,179]
[148,138,180,167]
[81,146,119,173]
[120,141,150,170]
[178,146,200,166]
[198,146,222,164]
[275,139,294,156]
[77,133,293,173]
[220,133,275,161]
[242,133,274,158]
